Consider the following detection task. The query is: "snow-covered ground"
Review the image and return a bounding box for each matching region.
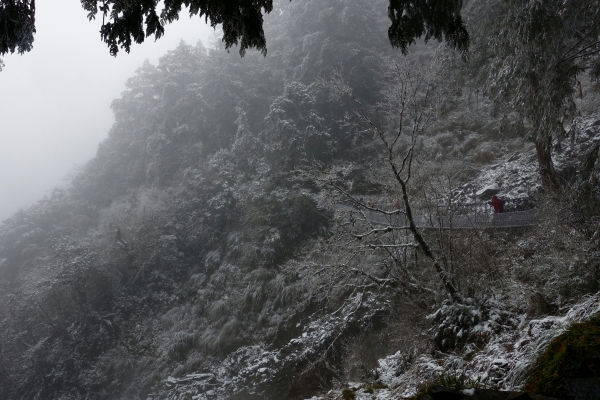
[454,113,600,205]
[304,292,600,400]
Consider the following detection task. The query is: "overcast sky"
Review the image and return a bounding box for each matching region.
[0,0,212,222]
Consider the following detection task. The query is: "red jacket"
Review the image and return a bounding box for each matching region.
[489,196,505,213]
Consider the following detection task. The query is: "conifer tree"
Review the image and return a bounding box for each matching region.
[1,0,468,59]
[470,0,600,188]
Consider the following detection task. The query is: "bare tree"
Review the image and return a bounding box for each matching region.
[301,55,465,305]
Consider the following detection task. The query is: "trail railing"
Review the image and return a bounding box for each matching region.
[334,197,537,230]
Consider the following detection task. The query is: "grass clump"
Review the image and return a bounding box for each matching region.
[417,366,492,394]
[525,314,600,399]
[412,367,492,399]
[435,367,491,390]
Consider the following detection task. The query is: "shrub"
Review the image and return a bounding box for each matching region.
[341,388,355,400]
[431,367,492,390]
[471,143,497,164]
[413,367,492,400]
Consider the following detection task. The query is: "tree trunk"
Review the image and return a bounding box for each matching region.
[395,169,465,304]
[535,138,557,189]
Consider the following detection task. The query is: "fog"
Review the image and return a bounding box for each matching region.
[0,0,212,222]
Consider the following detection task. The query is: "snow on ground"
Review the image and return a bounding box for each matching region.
[555,113,600,173]
[451,145,541,207]
[304,292,600,400]
[454,113,600,206]
[156,294,391,400]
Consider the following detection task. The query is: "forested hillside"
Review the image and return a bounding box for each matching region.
[1,1,600,399]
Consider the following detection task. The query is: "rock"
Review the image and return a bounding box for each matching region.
[523,314,600,400]
[476,184,500,198]
[428,386,467,400]
[527,292,552,318]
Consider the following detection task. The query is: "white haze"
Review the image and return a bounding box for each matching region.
[0,0,213,222]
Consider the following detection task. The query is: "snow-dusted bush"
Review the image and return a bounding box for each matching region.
[429,298,518,352]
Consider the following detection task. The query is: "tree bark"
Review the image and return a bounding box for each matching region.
[386,147,465,304]
[399,177,465,304]
[535,137,557,189]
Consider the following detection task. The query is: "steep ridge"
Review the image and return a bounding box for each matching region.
[1,1,600,399]
[0,1,396,398]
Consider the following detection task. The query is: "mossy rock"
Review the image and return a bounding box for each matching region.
[525,314,600,399]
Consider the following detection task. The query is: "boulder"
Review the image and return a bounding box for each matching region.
[476,184,500,198]
[524,314,600,399]
[527,292,552,318]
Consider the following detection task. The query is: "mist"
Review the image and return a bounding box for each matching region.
[0,0,212,222]
[1,1,600,398]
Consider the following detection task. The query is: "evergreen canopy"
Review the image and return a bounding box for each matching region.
[0,0,469,58]
[388,0,468,56]
[0,0,35,55]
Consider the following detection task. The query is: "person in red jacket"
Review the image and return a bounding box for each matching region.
[488,195,505,214]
